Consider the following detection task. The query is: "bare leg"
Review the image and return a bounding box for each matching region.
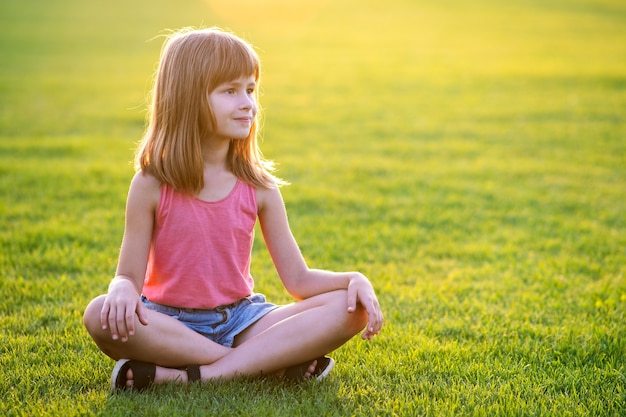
[83,295,231,367]
[84,290,367,386]
[162,290,367,383]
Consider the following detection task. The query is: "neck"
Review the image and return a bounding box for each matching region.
[201,136,230,168]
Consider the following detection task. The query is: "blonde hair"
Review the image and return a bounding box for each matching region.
[135,27,283,194]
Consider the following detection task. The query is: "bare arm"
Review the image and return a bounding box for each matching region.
[100,171,160,342]
[257,186,383,339]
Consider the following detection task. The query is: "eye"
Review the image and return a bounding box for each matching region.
[247,88,255,94]
[226,88,236,94]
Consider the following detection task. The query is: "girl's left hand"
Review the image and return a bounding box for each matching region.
[346,273,384,340]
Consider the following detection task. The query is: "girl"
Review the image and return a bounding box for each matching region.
[83,27,383,391]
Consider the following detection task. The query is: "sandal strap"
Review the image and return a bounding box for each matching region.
[186,365,202,382]
[131,361,156,390]
[112,359,156,392]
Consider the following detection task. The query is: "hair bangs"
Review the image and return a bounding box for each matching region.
[206,31,260,89]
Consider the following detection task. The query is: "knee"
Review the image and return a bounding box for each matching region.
[83,295,106,336]
[346,303,369,335]
[83,295,121,359]
[327,290,368,336]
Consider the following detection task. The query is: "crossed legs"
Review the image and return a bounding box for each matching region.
[83,290,368,386]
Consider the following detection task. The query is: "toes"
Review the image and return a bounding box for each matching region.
[126,368,134,387]
[303,359,318,379]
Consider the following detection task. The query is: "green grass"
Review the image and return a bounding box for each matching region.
[1,0,625,415]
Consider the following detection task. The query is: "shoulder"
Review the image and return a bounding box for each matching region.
[128,170,161,210]
[131,170,161,187]
[130,170,161,195]
[255,183,285,214]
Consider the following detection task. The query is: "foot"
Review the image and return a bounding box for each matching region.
[123,366,188,388]
[282,356,335,381]
[301,359,319,379]
[112,359,200,391]
[117,356,333,389]
[111,359,156,391]
[122,361,320,387]
[276,359,318,380]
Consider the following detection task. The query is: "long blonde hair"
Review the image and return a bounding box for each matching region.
[135,27,283,194]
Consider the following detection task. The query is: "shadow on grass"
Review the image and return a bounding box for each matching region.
[101,376,347,417]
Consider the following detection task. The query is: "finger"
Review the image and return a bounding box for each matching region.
[100,301,111,330]
[372,302,384,332]
[372,300,383,326]
[346,285,358,313]
[365,318,378,338]
[115,306,128,342]
[362,326,375,340]
[136,302,149,326]
[107,307,119,340]
[363,300,383,339]
[125,306,136,337]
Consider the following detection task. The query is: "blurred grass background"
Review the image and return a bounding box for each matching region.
[1,0,625,415]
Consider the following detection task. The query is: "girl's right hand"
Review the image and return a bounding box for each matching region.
[99,278,149,342]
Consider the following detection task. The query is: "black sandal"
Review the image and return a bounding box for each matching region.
[111,359,202,392]
[184,365,202,383]
[284,356,335,382]
[111,359,155,392]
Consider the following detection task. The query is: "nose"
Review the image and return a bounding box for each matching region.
[240,94,256,111]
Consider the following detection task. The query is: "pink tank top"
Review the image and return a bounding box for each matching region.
[142,180,257,309]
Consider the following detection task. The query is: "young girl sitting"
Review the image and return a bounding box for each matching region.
[83,27,383,391]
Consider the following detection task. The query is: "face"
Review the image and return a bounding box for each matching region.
[208,75,258,141]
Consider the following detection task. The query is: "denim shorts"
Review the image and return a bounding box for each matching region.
[141,293,279,347]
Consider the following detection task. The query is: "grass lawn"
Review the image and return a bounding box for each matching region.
[1,0,625,415]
